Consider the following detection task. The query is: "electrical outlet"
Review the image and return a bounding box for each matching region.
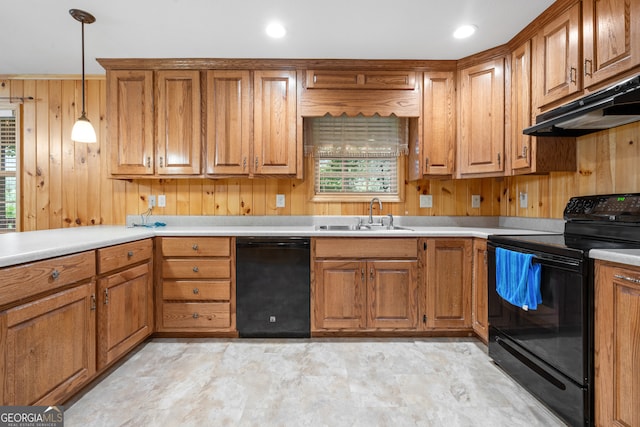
[148,195,156,209]
[520,192,528,208]
[419,194,433,208]
[276,194,285,208]
[158,194,166,208]
[471,194,481,208]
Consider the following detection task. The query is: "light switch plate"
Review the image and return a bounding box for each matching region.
[148,195,156,209]
[276,194,285,208]
[471,195,481,208]
[419,194,433,208]
[520,192,528,208]
[158,194,166,208]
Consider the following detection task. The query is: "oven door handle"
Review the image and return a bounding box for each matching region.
[531,255,582,272]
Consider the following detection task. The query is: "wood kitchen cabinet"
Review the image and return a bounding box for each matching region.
[582,0,640,88]
[457,57,505,177]
[155,70,202,175]
[305,69,417,90]
[96,239,153,370]
[253,70,299,176]
[107,69,155,176]
[106,68,201,177]
[205,70,252,176]
[421,238,472,330]
[157,237,235,333]
[594,260,640,427]
[509,39,577,175]
[535,2,581,107]
[408,71,456,179]
[0,251,96,405]
[312,238,418,332]
[471,238,488,342]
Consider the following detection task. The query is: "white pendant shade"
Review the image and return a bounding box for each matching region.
[71,116,97,143]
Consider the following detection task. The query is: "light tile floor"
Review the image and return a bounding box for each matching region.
[65,338,567,426]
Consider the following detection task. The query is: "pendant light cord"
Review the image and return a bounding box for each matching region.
[81,20,86,116]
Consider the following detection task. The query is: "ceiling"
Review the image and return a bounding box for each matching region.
[2,0,555,75]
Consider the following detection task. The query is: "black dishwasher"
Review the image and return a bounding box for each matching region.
[236,237,310,338]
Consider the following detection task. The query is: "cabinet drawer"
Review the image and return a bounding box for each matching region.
[0,251,95,308]
[97,239,153,274]
[314,238,418,259]
[162,259,231,279]
[163,280,231,301]
[161,237,231,257]
[306,70,417,90]
[162,302,231,328]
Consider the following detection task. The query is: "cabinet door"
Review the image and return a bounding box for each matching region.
[537,3,581,105]
[425,238,472,329]
[156,70,201,175]
[313,260,365,330]
[583,0,640,88]
[471,239,488,342]
[510,40,533,172]
[594,262,640,427]
[0,282,96,405]
[422,71,455,176]
[367,260,418,329]
[253,70,298,175]
[206,70,251,176]
[458,58,505,176]
[107,70,154,175]
[97,261,153,370]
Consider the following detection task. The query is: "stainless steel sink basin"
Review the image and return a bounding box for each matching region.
[316,224,413,231]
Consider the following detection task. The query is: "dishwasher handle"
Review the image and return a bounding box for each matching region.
[236,237,310,249]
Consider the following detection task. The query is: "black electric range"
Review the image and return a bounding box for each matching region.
[487,193,640,427]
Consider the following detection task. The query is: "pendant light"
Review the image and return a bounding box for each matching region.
[69,9,97,143]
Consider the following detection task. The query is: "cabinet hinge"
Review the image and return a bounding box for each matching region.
[423,242,427,251]
[91,294,96,311]
[104,288,109,305]
[423,314,427,323]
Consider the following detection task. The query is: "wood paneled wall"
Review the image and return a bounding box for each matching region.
[2,77,639,231]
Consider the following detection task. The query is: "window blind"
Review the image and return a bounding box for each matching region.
[0,113,17,231]
[304,114,408,158]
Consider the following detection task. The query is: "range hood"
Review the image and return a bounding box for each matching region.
[524,74,640,137]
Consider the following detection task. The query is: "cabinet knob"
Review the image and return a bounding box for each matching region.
[192,244,199,251]
[193,266,199,273]
[51,269,60,280]
[192,312,199,319]
[193,288,199,294]
[127,250,134,258]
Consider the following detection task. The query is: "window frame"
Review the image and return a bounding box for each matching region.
[0,104,20,233]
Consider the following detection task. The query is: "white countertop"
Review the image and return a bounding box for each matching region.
[1,215,638,269]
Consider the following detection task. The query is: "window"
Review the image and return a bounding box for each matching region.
[305,114,407,201]
[0,106,18,232]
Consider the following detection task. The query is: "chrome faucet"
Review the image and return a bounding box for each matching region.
[386,214,394,229]
[369,197,382,224]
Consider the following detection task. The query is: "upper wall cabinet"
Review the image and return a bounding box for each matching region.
[156,70,202,175]
[252,70,299,176]
[107,69,202,177]
[457,57,505,177]
[582,0,640,88]
[205,70,252,176]
[408,71,456,179]
[536,2,581,107]
[107,70,154,176]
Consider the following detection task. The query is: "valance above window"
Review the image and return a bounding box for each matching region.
[304,114,408,158]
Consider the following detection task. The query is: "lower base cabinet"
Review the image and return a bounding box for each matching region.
[472,239,488,342]
[421,238,473,330]
[312,238,418,332]
[0,283,96,405]
[595,261,640,426]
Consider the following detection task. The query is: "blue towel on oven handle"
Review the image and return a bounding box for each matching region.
[495,247,542,310]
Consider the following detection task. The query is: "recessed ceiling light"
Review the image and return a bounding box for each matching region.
[453,24,477,39]
[266,22,286,38]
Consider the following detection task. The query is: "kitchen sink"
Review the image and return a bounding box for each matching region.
[316,224,413,231]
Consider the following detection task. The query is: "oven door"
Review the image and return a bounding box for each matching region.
[487,241,588,384]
